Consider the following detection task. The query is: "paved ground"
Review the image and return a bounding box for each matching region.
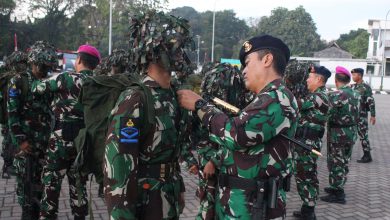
[1,94,390,220]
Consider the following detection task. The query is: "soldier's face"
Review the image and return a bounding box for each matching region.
[242,52,268,93]
[352,73,361,82]
[306,72,320,92]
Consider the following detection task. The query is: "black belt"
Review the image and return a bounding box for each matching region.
[219,174,266,191]
[138,162,179,179]
[296,127,324,139]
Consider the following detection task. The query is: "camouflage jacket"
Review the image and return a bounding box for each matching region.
[351,82,376,117]
[197,79,298,219]
[31,70,93,126]
[296,86,329,149]
[104,75,194,219]
[328,85,360,144]
[7,71,52,148]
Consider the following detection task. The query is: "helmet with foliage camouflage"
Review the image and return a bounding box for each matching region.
[283,59,311,100]
[200,61,218,76]
[5,51,28,67]
[201,63,248,111]
[27,41,57,67]
[128,10,195,74]
[108,49,131,73]
[94,57,110,76]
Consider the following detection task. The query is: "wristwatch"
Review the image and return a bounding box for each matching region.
[194,99,208,112]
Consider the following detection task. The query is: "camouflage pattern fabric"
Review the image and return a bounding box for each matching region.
[194,63,247,219]
[351,82,376,152]
[94,57,110,76]
[128,10,194,74]
[31,70,93,219]
[7,70,52,209]
[327,85,359,191]
[5,51,28,72]
[283,60,310,101]
[197,79,298,219]
[104,76,193,219]
[27,41,57,67]
[293,86,329,207]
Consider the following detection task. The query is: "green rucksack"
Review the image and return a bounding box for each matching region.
[73,73,155,184]
[0,72,28,124]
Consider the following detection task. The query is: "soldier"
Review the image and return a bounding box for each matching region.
[178,35,299,219]
[0,51,28,178]
[103,10,195,219]
[7,41,56,220]
[351,68,376,163]
[194,63,248,220]
[321,66,359,204]
[107,49,131,75]
[31,44,101,220]
[94,56,110,76]
[292,65,331,219]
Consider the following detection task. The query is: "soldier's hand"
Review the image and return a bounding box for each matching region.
[203,161,216,179]
[19,141,31,154]
[177,90,202,111]
[370,116,376,125]
[188,164,199,175]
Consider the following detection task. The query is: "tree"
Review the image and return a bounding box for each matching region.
[336,28,369,58]
[0,0,16,15]
[252,6,325,56]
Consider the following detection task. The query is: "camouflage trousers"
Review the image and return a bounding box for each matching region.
[293,146,319,207]
[195,170,217,220]
[14,148,45,219]
[39,131,88,219]
[357,115,371,152]
[327,143,353,190]
[1,125,16,169]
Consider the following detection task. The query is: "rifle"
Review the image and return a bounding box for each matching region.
[211,97,322,156]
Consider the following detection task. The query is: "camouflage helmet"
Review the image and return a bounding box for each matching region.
[108,49,130,70]
[5,51,28,67]
[94,57,110,76]
[128,10,195,74]
[200,61,218,76]
[283,59,311,99]
[201,63,248,110]
[27,41,57,67]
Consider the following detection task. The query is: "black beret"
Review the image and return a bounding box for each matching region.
[239,35,290,67]
[351,68,364,75]
[310,65,331,79]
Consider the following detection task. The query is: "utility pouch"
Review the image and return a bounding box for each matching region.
[267,177,278,209]
[251,180,266,220]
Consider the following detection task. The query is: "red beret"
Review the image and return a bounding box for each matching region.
[335,66,351,78]
[77,45,101,62]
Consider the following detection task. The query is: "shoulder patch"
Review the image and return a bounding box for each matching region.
[119,117,139,143]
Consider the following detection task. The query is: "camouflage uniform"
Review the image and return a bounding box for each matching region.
[0,51,28,178]
[351,82,375,153]
[7,41,56,220]
[293,86,329,207]
[196,78,298,220]
[194,63,247,220]
[326,85,359,192]
[31,70,93,219]
[103,10,195,220]
[7,71,52,217]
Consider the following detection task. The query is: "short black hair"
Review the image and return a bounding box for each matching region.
[78,52,99,70]
[256,49,287,76]
[316,73,328,84]
[335,73,351,84]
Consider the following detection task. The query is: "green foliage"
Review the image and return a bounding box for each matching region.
[0,0,16,15]
[252,6,325,56]
[336,28,369,58]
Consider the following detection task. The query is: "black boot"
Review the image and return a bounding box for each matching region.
[74,215,86,220]
[293,205,316,219]
[357,151,372,163]
[320,189,346,204]
[324,187,338,194]
[98,182,104,198]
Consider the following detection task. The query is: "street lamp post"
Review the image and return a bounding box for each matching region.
[196,35,200,69]
[380,9,390,91]
[108,0,113,55]
[211,0,217,62]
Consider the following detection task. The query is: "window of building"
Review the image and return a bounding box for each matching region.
[373,42,378,56]
[367,65,375,75]
[386,59,390,76]
[373,29,379,41]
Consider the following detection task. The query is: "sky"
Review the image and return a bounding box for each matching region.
[168,0,390,41]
